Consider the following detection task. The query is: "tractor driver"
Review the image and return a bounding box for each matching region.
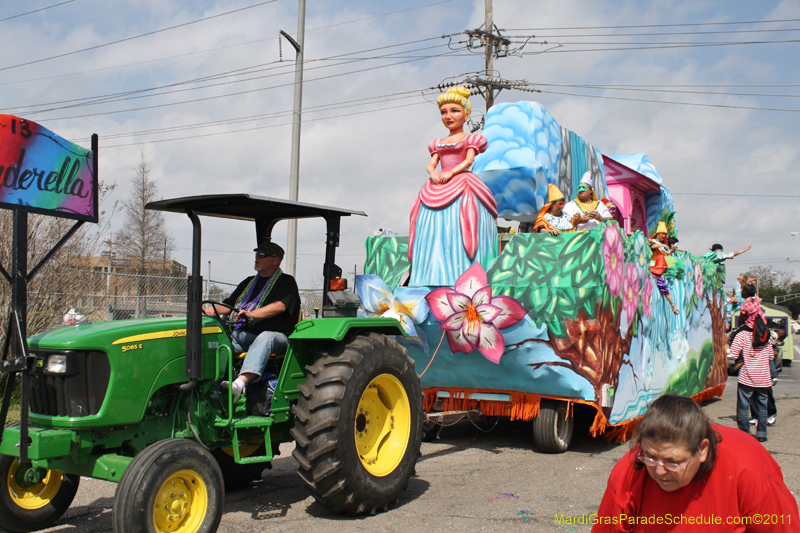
[204,242,300,402]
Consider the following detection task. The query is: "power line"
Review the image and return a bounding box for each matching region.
[72,88,437,143]
[504,18,800,31]
[523,39,800,55]
[537,89,800,113]
[0,1,455,87]
[505,27,800,38]
[100,99,431,148]
[3,37,445,113]
[29,48,465,122]
[0,0,279,72]
[534,82,800,99]
[0,0,76,23]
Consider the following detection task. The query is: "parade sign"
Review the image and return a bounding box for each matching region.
[0,114,97,222]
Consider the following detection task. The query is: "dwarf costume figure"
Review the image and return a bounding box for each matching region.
[649,221,679,315]
[534,184,573,235]
[563,171,611,232]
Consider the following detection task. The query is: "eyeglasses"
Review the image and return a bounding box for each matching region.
[637,454,691,472]
[255,252,273,259]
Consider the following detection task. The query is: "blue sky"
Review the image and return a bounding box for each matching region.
[1,0,798,293]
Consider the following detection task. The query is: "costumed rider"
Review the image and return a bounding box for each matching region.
[649,221,679,315]
[408,86,498,286]
[533,184,574,235]
[204,242,300,402]
[563,171,611,232]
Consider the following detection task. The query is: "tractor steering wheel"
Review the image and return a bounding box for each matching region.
[202,301,241,330]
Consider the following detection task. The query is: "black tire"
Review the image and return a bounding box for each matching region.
[532,399,574,454]
[0,454,79,533]
[211,444,267,491]
[783,359,792,367]
[290,332,423,514]
[112,439,224,533]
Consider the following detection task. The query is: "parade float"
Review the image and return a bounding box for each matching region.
[359,94,728,452]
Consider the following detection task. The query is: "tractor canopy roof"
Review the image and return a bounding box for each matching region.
[146,193,365,222]
[146,194,366,244]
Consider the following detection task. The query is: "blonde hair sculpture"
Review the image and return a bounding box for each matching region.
[437,86,471,114]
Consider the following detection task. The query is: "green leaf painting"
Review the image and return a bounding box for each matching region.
[364,236,409,290]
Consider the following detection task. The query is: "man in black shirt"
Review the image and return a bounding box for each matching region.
[204,242,299,402]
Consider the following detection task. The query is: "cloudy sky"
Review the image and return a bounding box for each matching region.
[2,0,798,295]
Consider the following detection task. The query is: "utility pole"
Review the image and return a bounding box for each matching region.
[484,0,494,109]
[446,0,538,122]
[284,0,306,278]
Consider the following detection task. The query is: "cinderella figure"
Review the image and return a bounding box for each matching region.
[408,87,498,286]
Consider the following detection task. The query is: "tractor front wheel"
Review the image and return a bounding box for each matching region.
[291,332,423,514]
[0,455,79,533]
[112,439,224,533]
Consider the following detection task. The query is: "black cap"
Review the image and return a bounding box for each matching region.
[254,242,284,259]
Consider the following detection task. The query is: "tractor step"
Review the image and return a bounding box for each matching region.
[230,415,273,429]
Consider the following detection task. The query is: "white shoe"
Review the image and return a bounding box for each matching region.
[768,415,776,426]
[749,419,757,426]
[221,380,243,403]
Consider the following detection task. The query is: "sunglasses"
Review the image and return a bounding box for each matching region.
[255,252,274,259]
[637,454,690,472]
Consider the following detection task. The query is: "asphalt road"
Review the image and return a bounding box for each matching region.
[37,365,800,533]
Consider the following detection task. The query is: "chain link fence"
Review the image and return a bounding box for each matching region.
[63,271,327,323]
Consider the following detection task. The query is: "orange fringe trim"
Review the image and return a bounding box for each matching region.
[424,383,727,443]
[423,388,591,422]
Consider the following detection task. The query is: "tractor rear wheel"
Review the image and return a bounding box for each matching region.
[112,439,224,533]
[291,332,423,514]
[532,399,574,454]
[0,455,79,532]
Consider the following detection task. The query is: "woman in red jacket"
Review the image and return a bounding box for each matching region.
[593,395,799,532]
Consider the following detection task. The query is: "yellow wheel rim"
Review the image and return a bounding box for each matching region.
[152,470,208,533]
[354,373,411,477]
[7,460,64,510]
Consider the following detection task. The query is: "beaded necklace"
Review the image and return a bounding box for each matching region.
[574,198,599,213]
[233,268,282,328]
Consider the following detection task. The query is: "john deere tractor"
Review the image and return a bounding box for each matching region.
[0,194,423,532]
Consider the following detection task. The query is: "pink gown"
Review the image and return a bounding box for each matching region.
[408,134,498,286]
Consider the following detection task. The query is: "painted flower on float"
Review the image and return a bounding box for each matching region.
[641,276,653,319]
[356,275,429,337]
[603,225,624,296]
[426,263,527,364]
[632,232,649,284]
[622,263,641,322]
[693,264,703,299]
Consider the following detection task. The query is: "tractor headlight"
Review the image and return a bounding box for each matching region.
[46,355,68,373]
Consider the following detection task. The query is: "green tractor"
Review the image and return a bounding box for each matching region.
[0,194,423,533]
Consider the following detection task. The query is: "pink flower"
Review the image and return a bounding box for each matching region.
[622,263,640,320]
[426,263,527,364]
[694,264,703,299]
[603,225,624,296]
[641,276,653,319]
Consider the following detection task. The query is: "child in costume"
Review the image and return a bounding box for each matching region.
[649,221,679,315]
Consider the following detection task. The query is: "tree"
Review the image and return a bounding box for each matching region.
[114,152,175,318]
[740,266,800,318]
